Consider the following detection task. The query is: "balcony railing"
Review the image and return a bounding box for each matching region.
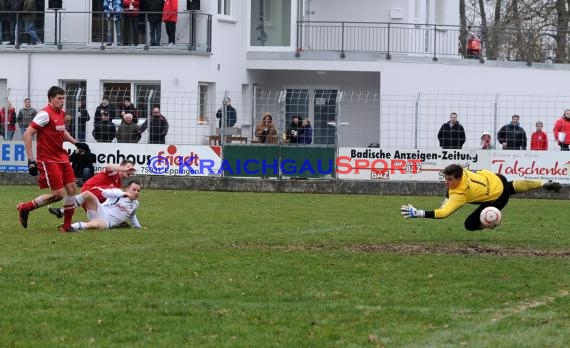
[0,10,212,52]
[295,21,570,64]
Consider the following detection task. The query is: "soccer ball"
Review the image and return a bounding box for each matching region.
[480,207,502,228]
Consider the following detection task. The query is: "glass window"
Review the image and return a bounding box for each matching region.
[218,0,232,17]
[198,84,209,125]
[101,82,160,122]
[434,0,446,25]
[134,83,161,123]
[62,80,87,113]
[250,0,291,46]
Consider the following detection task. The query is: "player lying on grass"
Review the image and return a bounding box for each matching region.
[60,180,142,232]
[400,164,561,230]
[48,160,136,218]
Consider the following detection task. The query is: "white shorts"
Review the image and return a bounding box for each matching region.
[88,201,123,229]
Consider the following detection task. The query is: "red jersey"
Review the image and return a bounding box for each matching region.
[81,169,122,202]
[82,170,121,191]
[30,104,69,162]
[530,131,548,150]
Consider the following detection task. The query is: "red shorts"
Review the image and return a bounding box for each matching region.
[38,161,75,190]
[82,185,112,203]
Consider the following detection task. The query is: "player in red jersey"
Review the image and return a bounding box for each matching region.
[48,160,136,218]
[17,86,89,232]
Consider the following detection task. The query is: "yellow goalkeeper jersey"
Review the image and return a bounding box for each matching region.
[434,169,503,219]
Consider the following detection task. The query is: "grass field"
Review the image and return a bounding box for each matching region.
[1,184,569,347]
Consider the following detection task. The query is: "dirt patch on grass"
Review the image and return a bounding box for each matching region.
[233,242,570,257]
[347,243,570,257]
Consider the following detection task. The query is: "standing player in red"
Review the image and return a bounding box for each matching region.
[48,160,136,218]
[17,86,89,232]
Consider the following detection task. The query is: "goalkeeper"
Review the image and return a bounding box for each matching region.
[401,164,561,230]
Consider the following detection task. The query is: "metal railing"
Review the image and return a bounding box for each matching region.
[295,21,570,64]
[0,10,212,52]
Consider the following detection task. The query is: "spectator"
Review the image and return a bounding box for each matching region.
[0,101,16,141]
[94,96,117,122]
[92,111,117,142]
[123,0,140,45]
[300,118,313,144]
[141,0,163,46]
[497,114,527,150]
[0,0,8,44]
[480,132,493,150]
[104,0,123,46]
[553,109,570,151]
[286,115,301,144]
[162,0,178,46]
[216,97,237,128]
[255,112,277,144]
[116,113,140,143]
[17,98,38,137]
[530,121,548,151]
[21,0,41,45]
[6,0,18,45]
[437,112,466,149]
[64,112,75,137]
[139,106,169,144]
[119,97,139,123]
[74,100,91,142]
[69,146,96,187]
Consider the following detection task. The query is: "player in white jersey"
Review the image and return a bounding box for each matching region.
[63,180,142,232]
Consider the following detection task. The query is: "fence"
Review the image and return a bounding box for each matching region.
[1,88,569,151]
[0,10,212,51]
[296,21,570,64]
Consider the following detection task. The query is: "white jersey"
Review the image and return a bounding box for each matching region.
[96,188,141,228]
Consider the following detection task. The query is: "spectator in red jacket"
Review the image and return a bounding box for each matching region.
[553,109,570,151]
[162,0,178,46]
[530,121,548,151]
[123,0,140,45]
[0,101,17,141]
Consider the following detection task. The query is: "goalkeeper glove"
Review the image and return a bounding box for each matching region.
[28,159,38,176]
[400,204,425,218]
[75,142,90,152]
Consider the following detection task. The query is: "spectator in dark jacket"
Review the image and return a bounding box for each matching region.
[497,114,527,150]
[93,111,117,142]
[216,98,237,128]
[437,112,466,149]
[300,118,313,144]
[286,115,302,144]
[140,106,169,144]
[94,96,117,123]
[141,0,164,46]
[119,97,139,123]
[69,146,96,187]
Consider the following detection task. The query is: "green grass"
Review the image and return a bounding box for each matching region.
[1,185,569,347]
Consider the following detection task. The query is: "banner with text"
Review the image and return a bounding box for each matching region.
[338,148,570,182]
[0,141,222,177]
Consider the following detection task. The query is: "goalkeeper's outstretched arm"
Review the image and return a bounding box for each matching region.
[401,196,464,219]
[400,204,435,219]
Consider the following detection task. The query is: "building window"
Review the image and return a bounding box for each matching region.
[62,80,87,112]
[102,82,161,122]
[434,0,446,25]
[218,0,232,18]
[250,0,291,46]
[198,84,210,125]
